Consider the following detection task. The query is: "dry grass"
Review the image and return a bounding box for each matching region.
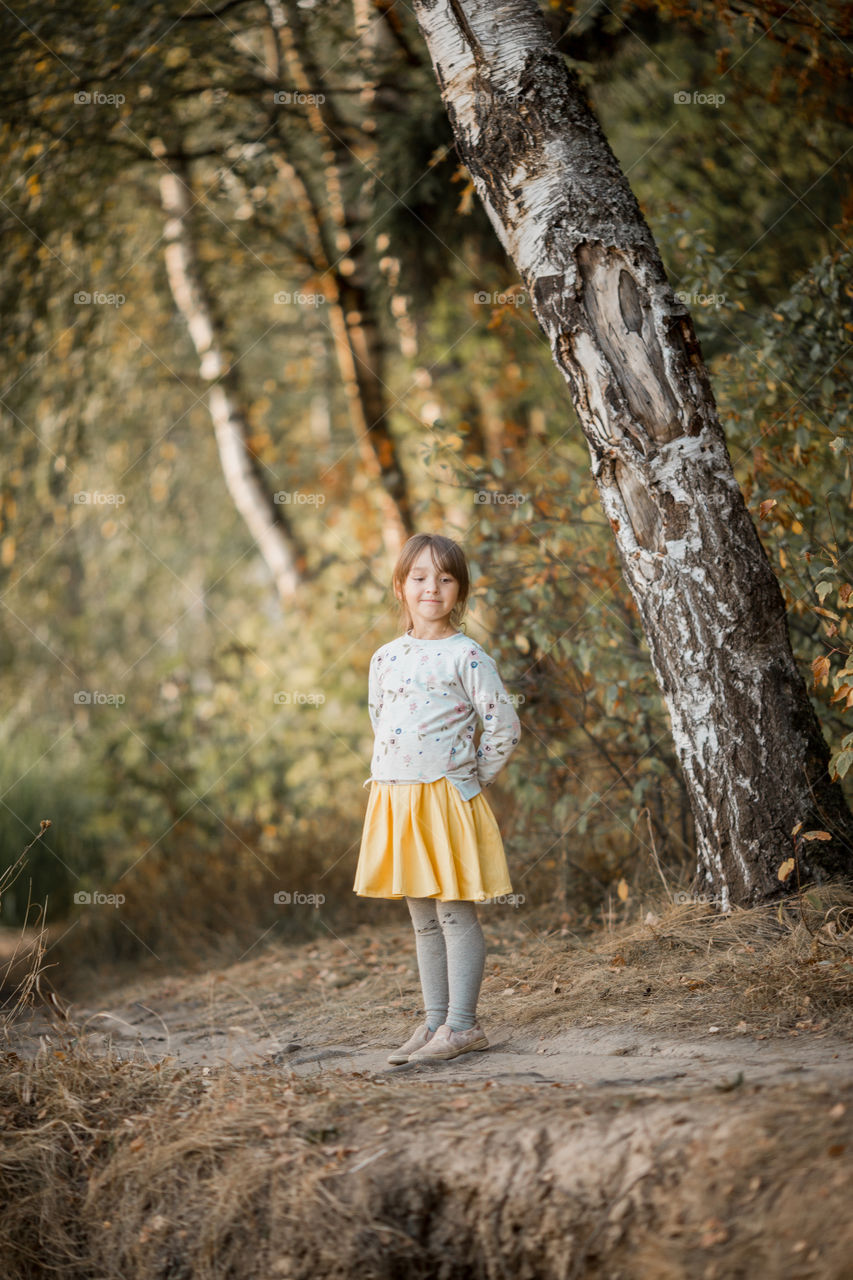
[2,877,853,1278]
[507,878,853,1039]
[1,826,54,1036]
[1,1035,851,1279]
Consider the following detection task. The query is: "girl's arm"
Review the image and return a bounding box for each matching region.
[458,645,521,788]
[367,651,383,733]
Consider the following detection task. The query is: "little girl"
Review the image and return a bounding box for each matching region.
[353,533,521,1064]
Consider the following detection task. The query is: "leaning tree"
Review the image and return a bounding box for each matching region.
[411,0,852,908]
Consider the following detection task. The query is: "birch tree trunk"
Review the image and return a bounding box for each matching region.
[411,0,853,908]
[159,158,307,600]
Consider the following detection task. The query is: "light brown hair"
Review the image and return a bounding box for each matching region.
[391,534,470,634]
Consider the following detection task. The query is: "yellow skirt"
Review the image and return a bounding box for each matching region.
[353,776,513,902]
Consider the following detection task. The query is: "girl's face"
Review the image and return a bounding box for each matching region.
[397,549,460,633]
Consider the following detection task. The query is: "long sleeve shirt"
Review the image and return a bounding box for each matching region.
[363,629,521,801]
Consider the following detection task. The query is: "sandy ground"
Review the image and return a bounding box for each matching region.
[3,912,853,1279]
[8,916,851,1094]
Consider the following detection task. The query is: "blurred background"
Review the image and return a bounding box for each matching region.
[0,0,850,986]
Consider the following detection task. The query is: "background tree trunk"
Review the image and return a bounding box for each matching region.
[264,0,415,555]
[411,0,853,908]
[159,156,307,600]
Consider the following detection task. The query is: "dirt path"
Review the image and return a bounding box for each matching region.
[11,917,851,1094]
[4,914,853,1279]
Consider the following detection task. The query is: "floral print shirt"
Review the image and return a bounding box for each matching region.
[363,630,521,800]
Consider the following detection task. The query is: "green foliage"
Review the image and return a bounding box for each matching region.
[0,734,106,926]
[713,250,853,772]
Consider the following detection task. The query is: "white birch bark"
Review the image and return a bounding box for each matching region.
[159,163,305,600]
[412,0,853,907]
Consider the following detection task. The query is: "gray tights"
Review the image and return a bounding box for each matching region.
[405,897,486,1032]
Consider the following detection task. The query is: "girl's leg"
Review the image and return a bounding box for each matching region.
[436,900,486,1031]
[405,896,448,1031]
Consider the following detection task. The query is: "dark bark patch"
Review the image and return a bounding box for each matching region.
[614,460,662,551]
[533,273,572,332]
[578,244,683,446]
[618,269,643,334]
[658,490,690,544]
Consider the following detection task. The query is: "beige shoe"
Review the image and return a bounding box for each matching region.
[408,1022,489,1061]
[387,1021,435,1064]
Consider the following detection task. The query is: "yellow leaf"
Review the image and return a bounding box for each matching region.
[617,878,629,901]
[801,830,832,842]
[791,821,804,836]
[777,858,795,881]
